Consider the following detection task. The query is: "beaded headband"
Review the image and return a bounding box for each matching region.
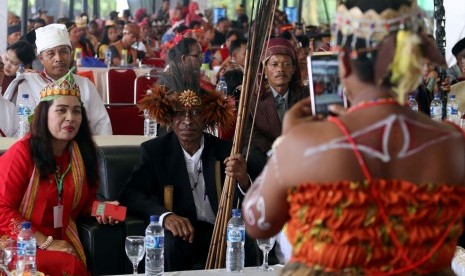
[332,1,446,104]
[332,1,424,54]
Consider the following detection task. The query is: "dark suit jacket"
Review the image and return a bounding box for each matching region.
[119,132,242,224]
[245,85,308,155]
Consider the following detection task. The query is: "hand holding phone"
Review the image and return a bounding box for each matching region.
[307,52,348,117]
[91,201,127,222]
[283,97,323,134]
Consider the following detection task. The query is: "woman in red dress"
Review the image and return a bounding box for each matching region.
[0,70,117,276]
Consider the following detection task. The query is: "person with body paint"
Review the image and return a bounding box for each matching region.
[243,0,465,274]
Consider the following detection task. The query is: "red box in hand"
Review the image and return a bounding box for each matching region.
[91,201,127,221]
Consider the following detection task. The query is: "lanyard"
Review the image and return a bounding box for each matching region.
[54,161,71,204]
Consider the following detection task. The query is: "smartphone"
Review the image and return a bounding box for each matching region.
[91,201,127,221]
[307,52,348,117]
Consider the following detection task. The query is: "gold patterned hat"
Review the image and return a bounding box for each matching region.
[40,67,81,102]
[75,16,88,29]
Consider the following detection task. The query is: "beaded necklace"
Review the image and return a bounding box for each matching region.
[191,159,202,191]
[348,97,399,113]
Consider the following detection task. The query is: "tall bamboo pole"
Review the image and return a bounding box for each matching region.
[205,0,278,269]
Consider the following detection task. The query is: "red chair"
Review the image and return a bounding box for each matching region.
[140,58,165,68]
[152,50,161,58]
[134,75,158,104]
[106,69,137,104]
[105,104,144,135]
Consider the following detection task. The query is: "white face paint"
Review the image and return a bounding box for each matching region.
[304,114,457,162]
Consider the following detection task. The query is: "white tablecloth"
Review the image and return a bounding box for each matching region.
[77,67,153,103]
[0,135,150,153]
[114,265,283,276]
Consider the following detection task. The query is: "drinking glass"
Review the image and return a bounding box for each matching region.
[1,247,20,276]
[257,236,276,271]
[125,236,145,275]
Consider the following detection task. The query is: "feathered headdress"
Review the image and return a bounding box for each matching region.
[138,59,236,132]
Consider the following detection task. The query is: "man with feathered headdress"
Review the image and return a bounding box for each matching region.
[119,45,258,271]
[0,23,112,137]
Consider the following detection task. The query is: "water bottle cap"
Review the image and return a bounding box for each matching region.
[409,95,414,100]
[21,221,31,229]
[450,95,456,99]
[220,77,225,81]
[21,94,29,99]
[150,215,160,222]
[231,209,241,216]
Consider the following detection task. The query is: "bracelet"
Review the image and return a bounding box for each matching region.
[39,236,53,250]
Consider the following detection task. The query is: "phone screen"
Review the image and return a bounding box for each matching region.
[307,52,347,117]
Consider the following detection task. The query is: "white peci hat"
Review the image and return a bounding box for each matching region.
[35,23,72,53]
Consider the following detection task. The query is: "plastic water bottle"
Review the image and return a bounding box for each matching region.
[121,49,128,66]
[408,95,418,113]
[201,63,211,81]
[145,215,164,276]
[430,94,443,122]
[144,109,157,137]
[216,77,228,95]
[16,64,25,77]
[446,95,459,123]
[75,48,83,67]
[17,94,32,138]
[104,48,112,67]
[17,221,37,276]
[226,209,245,272]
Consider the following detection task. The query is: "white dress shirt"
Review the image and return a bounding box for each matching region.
[160,137,216,226]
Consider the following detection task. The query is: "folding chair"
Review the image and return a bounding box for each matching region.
[105,104,144,135]
[106,69,137,104]
[140,58,166,68]
[152,50,161,58]
[134,74,158,104]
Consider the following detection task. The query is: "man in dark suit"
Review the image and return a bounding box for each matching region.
[245,37,308,177]
[119,58,255,271]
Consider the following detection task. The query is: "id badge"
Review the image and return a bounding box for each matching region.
[53,205,63,228]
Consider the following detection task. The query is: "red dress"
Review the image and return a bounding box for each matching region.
[284,117,465,275]
[0,137,97,276]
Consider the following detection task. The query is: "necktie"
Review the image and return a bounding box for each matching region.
[276,95,286,122]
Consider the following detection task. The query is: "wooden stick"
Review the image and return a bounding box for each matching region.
[206,0,278,269]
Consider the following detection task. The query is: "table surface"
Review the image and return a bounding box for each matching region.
[115,265,283,276]
[0,135,151,152]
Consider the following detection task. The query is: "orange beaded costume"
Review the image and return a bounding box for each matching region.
[283,116,465,275]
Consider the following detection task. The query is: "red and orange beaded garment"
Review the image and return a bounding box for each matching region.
[284,116,465,275]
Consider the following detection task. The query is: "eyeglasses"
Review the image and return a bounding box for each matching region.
[189,53,203,61]
[174,108,202,119]
[42,48,71,60]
